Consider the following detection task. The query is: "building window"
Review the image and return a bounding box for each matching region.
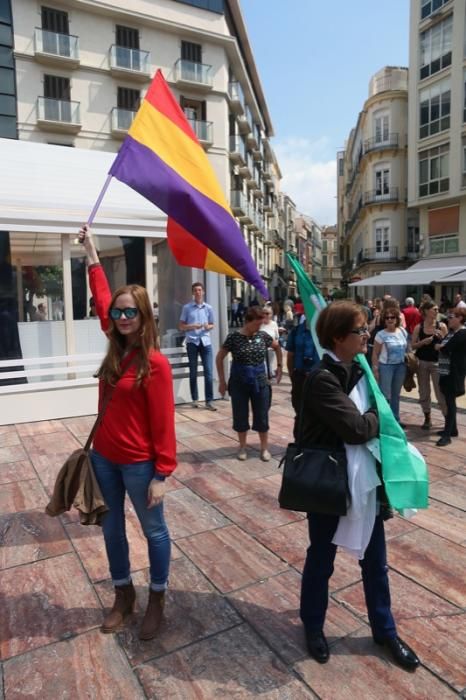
[374,166,390,197]
[117,87,140,111]
[173,0,224,12]
[181,40,202,63]
[374,220,390,256]
[462,140,466,187]
[407,223,420,254]
[374,112,389,144]
[41,6,69,34]
[43,74,71,121]
[420,15,452,80]
[419,143,449,197]
[429,234,459,255]
[116,25,139,49]
[421,0,452,20]
[0,0,16,139]
[419,77,450,138]
[322,254,328,267]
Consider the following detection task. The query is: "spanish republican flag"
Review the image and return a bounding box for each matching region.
[109,70,268,298]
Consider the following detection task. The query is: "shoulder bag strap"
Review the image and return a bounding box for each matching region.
[83,354,137,453]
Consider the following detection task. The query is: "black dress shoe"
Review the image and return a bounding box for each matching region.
[305,630,329,663]
[374,636,420,670]
[436,436,452,447]
[436,430,458,437]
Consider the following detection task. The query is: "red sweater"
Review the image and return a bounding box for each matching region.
[403,306,422,334]
[89,264,177,476]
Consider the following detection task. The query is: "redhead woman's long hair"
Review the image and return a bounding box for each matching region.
[96,284,158,386]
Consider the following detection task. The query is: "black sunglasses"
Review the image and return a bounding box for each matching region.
[109,307,138,320]
[385,315,397,320]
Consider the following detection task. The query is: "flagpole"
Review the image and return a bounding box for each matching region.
[87,173,113,226]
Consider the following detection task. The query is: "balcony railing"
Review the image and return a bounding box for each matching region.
[174,59,213,88]
[237,104,253,134]
[229,134,246,163]
[188,119,213,145]
[230,190,251,221]
[109,45,150,75]
[363,187,400,206]
[363,133,399,154]
[37,97,81,128]
[356,247,399,264]
[228,81,244,113]
[111,107,136,133]
[34,28,79,61]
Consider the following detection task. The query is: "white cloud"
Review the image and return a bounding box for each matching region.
[274,138,337,226]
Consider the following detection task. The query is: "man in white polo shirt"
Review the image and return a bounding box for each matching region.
[179,282,217,411]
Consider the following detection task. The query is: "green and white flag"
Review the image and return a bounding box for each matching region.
[286,252,429,511]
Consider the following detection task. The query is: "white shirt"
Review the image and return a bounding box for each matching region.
[261,320,279,341]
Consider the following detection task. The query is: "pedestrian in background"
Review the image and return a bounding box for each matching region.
[411,301,447,430]
[372,306,407,425]
[261,305,280,376]
[179,282,217,411]
[78,225,176,640]
[435,307,466,446]
[403,297,421,348]
[215,306,282,462]
[286,315,320,438]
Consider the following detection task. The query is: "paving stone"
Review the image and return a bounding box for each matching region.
[0,460,36,485]
[388,529,466,607]
[20,430,81,455]
[215,482,304,535]
[0,510,71,570]
[294,626,458,700]
[27,450,76,496]
[0,432,20,447]
[174,420,217,439]
[255,519,309,566]
[176,524,288,593]
[215,454,278,480]
[0,445,28,465]
[136,624,314,699]
[95,557,240,666]
[164,487,229,540]
[229,569,362,665]
[15,420,65,436]
[409,500,466,544]
[183,463,248,502]
[397,613,466,692]
[178,432,239,459]
[0,553,102,660]
[335,569,459,623]
[430,474,466,511]
[61,415,96,438]
[3,629,144,699]
[0,479,48,516]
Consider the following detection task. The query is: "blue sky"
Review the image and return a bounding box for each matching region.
[240,0,410,225]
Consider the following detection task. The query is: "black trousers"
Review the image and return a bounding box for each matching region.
[300,513,397,640]
[440,386,458,437]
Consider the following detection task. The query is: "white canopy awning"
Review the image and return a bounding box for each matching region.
[349,257,466,287]
[0,138,167,237]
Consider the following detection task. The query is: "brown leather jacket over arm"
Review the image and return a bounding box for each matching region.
[298,355,379,449]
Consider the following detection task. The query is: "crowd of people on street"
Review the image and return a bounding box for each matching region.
[63,224,466,672]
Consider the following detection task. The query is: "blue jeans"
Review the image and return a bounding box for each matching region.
[186,342,214,402]
[91,450,171,590]
[379,362,406,421]
[300,513,396,640]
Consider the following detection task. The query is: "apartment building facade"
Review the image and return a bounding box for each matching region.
[320,225,342,294]
[338,66,418,299]
[407,0,466,300]
[0,0,283,422]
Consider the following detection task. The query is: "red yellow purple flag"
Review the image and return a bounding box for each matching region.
[108,69,268,298]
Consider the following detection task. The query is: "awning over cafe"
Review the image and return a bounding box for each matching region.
[349,257,466,287]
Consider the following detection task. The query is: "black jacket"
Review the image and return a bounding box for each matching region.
[439,328,466,397]
[298,354,379,449]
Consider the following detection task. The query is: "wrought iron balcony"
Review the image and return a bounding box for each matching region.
[109,45,150,79]
[188,119,213,146]
[356,247,399,264]
[111,107,136,136]
[363,187,400,206]
[363,133,399,154]
[34,28,79,64]
[227,81,244,113]
[174,59,213,89]
[230,190,252,222]
[37,97,81,132]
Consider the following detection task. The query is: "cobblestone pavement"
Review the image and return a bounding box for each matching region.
[1,377,465,699]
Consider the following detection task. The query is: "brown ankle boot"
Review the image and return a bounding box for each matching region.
[421,412,431,430]
[139,589,165,640]
[101,582,136,633]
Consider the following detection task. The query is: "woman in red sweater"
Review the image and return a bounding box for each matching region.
[78,225,176,640]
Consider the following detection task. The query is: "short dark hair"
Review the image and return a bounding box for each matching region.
[192,282,204,292]
[316,301,365,350]
[244,306,265,323]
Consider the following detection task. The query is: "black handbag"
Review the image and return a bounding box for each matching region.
[278,374,350,515]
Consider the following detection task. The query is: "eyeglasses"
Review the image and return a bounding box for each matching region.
[350,326,369,336]
[447,313,460,319]
[109,307,138,320]
[385,315,397,320]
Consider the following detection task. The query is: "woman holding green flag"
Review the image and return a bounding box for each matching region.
[298,301,419,671]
